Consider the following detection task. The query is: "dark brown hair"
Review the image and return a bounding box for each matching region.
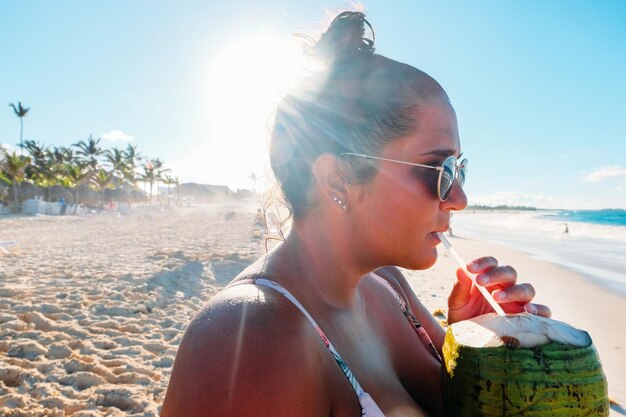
[270,11,448,218]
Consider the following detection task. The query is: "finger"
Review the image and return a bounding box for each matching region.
[476,265,517,287]
[467,256,498,274]
[491,283,536,304]
[498,302,528,314]
[448,268,474,311]
[525,303,552,318]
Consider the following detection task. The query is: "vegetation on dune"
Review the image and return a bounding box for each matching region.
[467,204,538,211]
[1,101,178,213]
[0,150,32,211]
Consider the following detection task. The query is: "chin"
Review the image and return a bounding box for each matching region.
[402,247,439,271]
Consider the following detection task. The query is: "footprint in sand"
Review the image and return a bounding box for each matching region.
[8,340,47,360]
[20,311,54,331]
[60,371,107,390]
[46,343,73,359]
[0,365,22,387]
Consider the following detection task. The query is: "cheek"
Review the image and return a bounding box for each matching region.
[416,171,441,201]
[383,170,434,203]
[363,169,441,231]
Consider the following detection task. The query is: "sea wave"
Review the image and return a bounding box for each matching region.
[542,209,626,227]
[453,211,626,297]
[458,210,626,243]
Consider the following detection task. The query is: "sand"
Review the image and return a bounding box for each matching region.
[0,202,265,416]
[1,203,624,416]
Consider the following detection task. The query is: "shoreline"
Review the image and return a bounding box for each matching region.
[451,210,626,298]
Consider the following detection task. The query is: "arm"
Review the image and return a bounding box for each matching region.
[161,287,331,417]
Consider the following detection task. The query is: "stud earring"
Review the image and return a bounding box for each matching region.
[332,196,348,211]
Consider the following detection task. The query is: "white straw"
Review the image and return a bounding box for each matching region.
[437,232,506,316]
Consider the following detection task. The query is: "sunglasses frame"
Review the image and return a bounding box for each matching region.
[338,152,468,201]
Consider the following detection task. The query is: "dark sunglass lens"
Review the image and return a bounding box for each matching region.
[439,158,455,200]
[458,159,468,187]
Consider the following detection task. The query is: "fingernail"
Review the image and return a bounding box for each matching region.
[494,292,506,302]
[476,273,490,285]
[468,261,479,272]
[525,304,538,314]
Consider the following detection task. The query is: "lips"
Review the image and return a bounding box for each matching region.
[431,225,450,235]
[430,229,447,243]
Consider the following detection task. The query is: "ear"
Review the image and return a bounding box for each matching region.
[311,153,349,213]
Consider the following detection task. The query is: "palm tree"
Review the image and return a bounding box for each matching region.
[162,174,177,206]
[90,169,113,210]
[0,149,32,212]
[73,134,103,172]
[104,148,127,185]
[50,146,75,166]
[9,101,30,155]
[23,139,46,164]
[0,149,9,186]
[175,176,180,206]
[150,158,169,204]
[123,144,142,187]
[64,163,91,205]
[23,140,57,200]
[141,161,156,205]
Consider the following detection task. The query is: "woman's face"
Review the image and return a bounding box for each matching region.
[350,101,467,270]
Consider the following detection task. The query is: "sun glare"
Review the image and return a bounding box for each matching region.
[204,35,305,190]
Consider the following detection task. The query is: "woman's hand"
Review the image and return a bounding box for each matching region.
[447,256,551,325]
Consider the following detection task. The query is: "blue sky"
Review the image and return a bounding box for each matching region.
[1,1,625,209]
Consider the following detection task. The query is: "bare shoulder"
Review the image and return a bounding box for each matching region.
[161,285,332,417]
[374,266,411,296]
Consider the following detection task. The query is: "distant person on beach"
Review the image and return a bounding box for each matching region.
[59,197,67,215]
[162,12,551,417]
[564,222,569,235]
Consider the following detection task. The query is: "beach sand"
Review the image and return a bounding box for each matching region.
[1,203,624,416]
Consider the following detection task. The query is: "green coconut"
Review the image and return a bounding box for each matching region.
[442,313,608,417]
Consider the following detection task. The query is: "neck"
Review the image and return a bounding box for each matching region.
[268,214,372,310]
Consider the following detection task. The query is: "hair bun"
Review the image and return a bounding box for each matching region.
[312,11,375,63]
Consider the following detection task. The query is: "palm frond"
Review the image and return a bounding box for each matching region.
[9,101,30,117]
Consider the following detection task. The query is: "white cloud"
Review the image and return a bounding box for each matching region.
[582,165,626,183]
[0,143,15,152]
[102,130,134,142]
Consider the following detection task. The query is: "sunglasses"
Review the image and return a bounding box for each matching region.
[339,153,468,201]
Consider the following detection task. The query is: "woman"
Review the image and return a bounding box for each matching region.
[161,12,550,416]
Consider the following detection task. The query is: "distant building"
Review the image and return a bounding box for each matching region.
[175,183,234,202]
[235,189,255,199]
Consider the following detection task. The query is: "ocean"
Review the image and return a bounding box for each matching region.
[540,209,626,227]
[453,209,626,297]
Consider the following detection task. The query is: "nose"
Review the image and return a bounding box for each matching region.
[442,179,467,211]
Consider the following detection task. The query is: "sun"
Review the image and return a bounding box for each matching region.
[203,34,306,190]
